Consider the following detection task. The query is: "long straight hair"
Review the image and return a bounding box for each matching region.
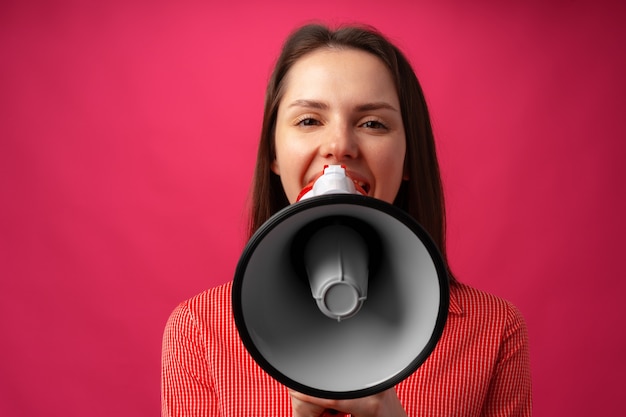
[248,23,451,279]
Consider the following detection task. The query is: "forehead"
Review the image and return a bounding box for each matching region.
[280,47,399,106]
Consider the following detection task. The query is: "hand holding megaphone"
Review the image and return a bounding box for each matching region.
[289,387,408,417]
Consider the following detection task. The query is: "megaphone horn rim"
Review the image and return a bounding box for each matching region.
[232,194,450,399]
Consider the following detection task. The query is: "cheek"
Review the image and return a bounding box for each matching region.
[272,151,306,203]
[379,168,405,202]
[373,142,407,202]
[274,131,314,177]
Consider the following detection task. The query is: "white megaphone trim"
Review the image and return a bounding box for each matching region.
[297,165,365,201]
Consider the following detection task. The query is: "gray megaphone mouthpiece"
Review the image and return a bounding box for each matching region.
[298,166,371,321]
[303,221,369,322]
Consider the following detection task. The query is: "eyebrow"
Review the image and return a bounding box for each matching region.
[287,99,399,112]
[355,102,399,112]
[287,99,329,110]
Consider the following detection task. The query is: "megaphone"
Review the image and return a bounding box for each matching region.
[232,165,449,399]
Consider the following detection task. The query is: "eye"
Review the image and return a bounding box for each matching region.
[295,116,321,127]
[361,119,388,130]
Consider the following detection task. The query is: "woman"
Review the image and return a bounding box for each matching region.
[162,23,532,417]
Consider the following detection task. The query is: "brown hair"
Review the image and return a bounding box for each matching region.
[248,23,451,277]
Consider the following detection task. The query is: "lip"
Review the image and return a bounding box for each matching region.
[302,170,325,191]
[303,166,371,196]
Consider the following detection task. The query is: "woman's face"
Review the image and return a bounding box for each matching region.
[272,47,407,204]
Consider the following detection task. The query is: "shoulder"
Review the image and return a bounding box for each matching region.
[182,281,233,314]
[450,281,524,320]
[447,281,528,343]
[164,282,234,336]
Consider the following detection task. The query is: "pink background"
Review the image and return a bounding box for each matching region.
[1,0,624,415]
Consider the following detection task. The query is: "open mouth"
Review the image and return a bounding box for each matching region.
[299,165,371,200]
[344,169,370,196]
[353,179,370,195]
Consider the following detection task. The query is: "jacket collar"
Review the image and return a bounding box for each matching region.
[447,282,464,315]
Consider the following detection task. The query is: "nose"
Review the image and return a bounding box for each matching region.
[319,124,358,162]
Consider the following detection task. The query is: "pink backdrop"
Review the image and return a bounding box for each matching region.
[1,0,624,415]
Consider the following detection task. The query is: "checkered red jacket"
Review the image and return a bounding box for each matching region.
[162,281,531,416]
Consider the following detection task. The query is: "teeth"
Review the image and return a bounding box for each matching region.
[353,179,370,194]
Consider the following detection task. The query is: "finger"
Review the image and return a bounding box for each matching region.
[288,390,347,416]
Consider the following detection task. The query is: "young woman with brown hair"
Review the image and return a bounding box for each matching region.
[162,23,532,417]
